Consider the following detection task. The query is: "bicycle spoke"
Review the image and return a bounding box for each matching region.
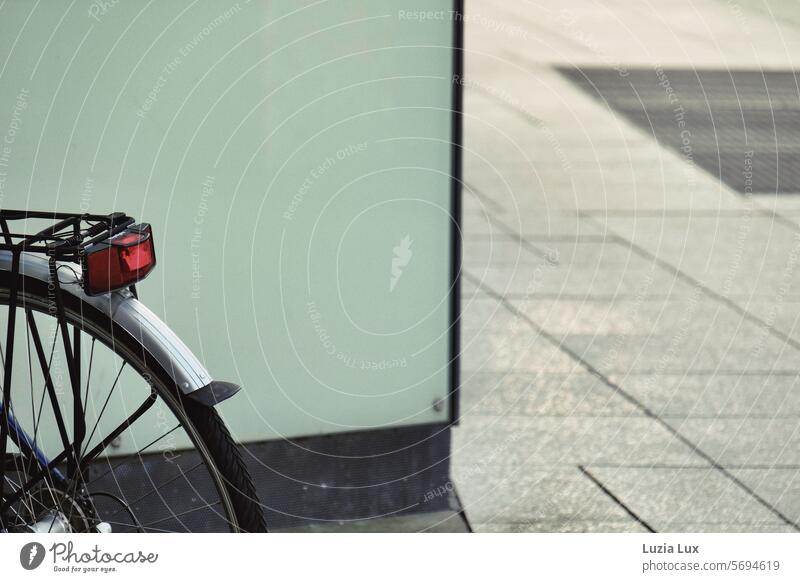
[1,481,23,517]
[26,310,71,454]
[0,449,70,513]
[85,424,181,487]
[72,324,82,466]
[90,441,216,532]
[80,388,156,468]
[0,335,14,505]
[56,338,99,532]
[75,426,191,530]
[106,457,232,531]
[31,323,58,452]
[25,311,33,451]
[98,520,178,533]
[138,500,222,529]
[22,312,62,522]
[64,360,129,530]
[0,251,22,499]
[100,459,205,520]
[81,338,95,415]
[73,326,80,398]
[0,420,37,519]
[82,362,127,457]
[2,312,75,519]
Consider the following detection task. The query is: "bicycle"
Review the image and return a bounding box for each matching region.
[0,210,266,532]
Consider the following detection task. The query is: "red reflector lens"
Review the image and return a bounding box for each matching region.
[83,225,156,296]
[120,239,154,271]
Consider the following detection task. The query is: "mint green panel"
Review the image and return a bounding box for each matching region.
[0,0,455,442]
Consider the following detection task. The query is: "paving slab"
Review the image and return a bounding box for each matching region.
[516,297,800,374]
[730,468,800,526]
[599,215,800,301]
[460,295,530,333]
[733,300,800,345]
[460,370,640,417]
[470,240,694,298]
[453,466,634,525]
[586,467,786,530]
[462,237,554,268]
[459,330,579,373]
[666,417,800,466]
[659,523,798,533]
[471,519,649,533]
[612,373,800,418]
[462,205,498,237]
[453,415,700,467]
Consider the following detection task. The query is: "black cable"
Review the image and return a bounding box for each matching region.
[87,491,144,533]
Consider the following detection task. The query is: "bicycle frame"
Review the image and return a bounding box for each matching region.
[0,210,239,512]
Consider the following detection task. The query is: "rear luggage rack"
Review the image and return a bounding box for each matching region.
[0,210,156,297]
[0,210,135,260]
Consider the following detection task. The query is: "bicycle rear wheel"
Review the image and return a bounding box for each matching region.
[0,270,266,532]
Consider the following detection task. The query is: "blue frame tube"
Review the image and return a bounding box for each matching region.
[0,402,65,484]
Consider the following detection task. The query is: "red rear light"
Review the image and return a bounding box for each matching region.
[83,224,156,296]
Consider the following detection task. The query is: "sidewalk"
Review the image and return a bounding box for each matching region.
[454,0,800,532]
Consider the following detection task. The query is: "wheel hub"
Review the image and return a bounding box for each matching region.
[11,486,98,533]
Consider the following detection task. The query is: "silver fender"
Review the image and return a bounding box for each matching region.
[0,251,238,406]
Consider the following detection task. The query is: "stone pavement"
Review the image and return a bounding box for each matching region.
[453,0,800,532]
